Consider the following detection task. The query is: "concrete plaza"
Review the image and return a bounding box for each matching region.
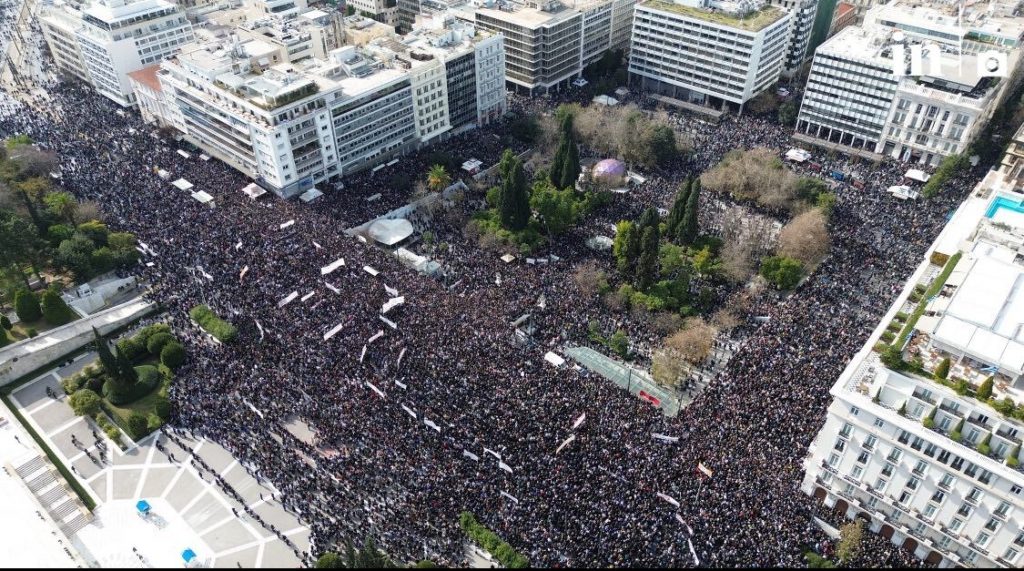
[7,354,309,568]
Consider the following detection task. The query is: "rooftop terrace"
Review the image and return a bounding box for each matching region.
[642,1,785,32]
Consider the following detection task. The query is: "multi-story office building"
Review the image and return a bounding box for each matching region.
[802,171,1024,567]
[348,0,400,26]
[406,0,634,94]
[233,10,342,62]
[795,0,1024,166]
[828,1,855,37]
[771,0,818,76]
[628,0,792,109]
[39,0,195,106]
[141,19,504,197]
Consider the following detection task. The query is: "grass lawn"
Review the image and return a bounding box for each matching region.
[105,388,163,430]
[8,317,68,341]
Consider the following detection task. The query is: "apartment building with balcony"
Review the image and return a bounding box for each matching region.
[140,18,504,197]
[803,173,1024,567]
[795,0,1024,166]
[39,0,195,106]
[628,0,792,109]
[770,0,817,76]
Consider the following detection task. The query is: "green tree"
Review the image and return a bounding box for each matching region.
[498,148,516,181]
[426,164,451,192]
[0,210,39,287]
[76,220,109,246]
[922,406,937,429]
[1007,443,1020,468]
[609,329,629,359]
[977,376,994,400]
[530,182,578,235]
[93,327,119,378]
[665,180,691,239]
[316,552,344,568]
[499,159,530,231]
[557,130,580,189]
[933,357,950,380]
[645,125,678,167]
[836,521,863,565]
[977,433,992,456]
[950,418,964,442]
[68,389,101,416]
[46,223,73,247]
[146,332,175,355]
[691,245,719,278]
[43,191,77,224]
[117,352,138,385]
[678,178,701,245]
[760,256,803,290]
[126,411,148,437]
[55,234,96,280]
[612,220,637,276]
[40,289,74,325]
[778,100,798,126]
[636,224,659,289]
[0,315,10,330]
[637,206,659,233]
[15,288,43,322]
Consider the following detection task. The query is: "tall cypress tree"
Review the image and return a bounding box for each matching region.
[638,206,659,233]
[508,160,530,231]
[679,178,701,245]
[499,148,515,181]
[559,136,580,189]
[666,179,691,239]
[549,114,574,188]
[636,226,659,291]
[93,327,118,378]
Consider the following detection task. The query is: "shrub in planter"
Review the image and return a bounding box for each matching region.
[189,305,238,342]
[146,332,175,355]
[160,342,186,369]
[69,389,101,416]
[933,358,951,380]
[976,376,994,401]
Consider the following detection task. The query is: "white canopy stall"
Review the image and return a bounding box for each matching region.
[172,178,194,191]
[461,159,482,174]
[299,187,323,203]
[785,148,812,163]
[241,182,267,200]
[905,169,931,183]
[368,218,414,246]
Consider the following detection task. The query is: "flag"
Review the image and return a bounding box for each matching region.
[500,491,519,504]
[401,404,416,419]
[300,291,315,303]
[277,291,298,308]
[555,434,576,455]
[368,330,384,344]
[656,492,680,508]
[687,538,699,565]
[697,462,713,479]
[462,449,479,462]
[359,345,367,362]
[484,448,501,461]
[323,322,344,341]
[424,418,441,433]
[394,380,407,390]
[498,462,513,474]
[365,382,385,399]
[396,347,406,368]
[675,513,693,535]
[572,413,586,430]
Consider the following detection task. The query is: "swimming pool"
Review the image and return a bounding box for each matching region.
[986,195,1024,219]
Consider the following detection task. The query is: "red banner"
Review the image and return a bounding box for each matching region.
[638,391,661,407]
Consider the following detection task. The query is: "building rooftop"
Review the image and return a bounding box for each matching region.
[127,64,163,92]
[641,0,785,32]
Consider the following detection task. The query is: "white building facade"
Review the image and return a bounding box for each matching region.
[39,0,195,106]
[144,21,505,197]
[803,178,1024,568]
[628,0,792,107]
[771,0,818,76]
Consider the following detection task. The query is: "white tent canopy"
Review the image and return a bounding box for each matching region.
[242,182,267,200]
[157,169,171,180]
[462,159,482,173]
[300,187,323,203]
[785,148,811,163]
[592,95,619,106]
[191,190,214,205]
[544,351,566,367]
[368,218,414,246]
[905,168,931,183]
[887,185,919,200]
[172,178,193,191]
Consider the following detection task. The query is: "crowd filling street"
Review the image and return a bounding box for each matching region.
[0,12,985,566]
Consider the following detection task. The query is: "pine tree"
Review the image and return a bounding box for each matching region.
[117,351,138,385]
[666,179,691,239]
[679,178,701,245]
[637,206,659,233]
[558,133,580,189]
[499,148,515,181]
[93,327,118,378]
[500,159,530,231]
[636,226,659,291]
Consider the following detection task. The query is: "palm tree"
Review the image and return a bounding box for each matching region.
[426,164,450,192]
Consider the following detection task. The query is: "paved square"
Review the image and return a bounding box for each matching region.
[8,362,309,568]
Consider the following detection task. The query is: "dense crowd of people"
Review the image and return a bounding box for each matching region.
[0,14,985,565]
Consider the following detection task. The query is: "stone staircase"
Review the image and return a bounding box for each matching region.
[13,455,93,539]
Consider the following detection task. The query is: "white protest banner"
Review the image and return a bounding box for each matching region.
[280,219,295,230]
[363,265,379,277]
[301,291,316,303]
[365,381,385,399]
[500,491,520,504]
[394,380,407,390]
[652,433,679,443]
[484,448,501,461]
[657,492,680,508]
[424,418,441,433]
[675,513,694,535]
[572,413,586,430]
[380,315,398,330]
[320,258,345,276]
[384,284,399,297]
[277,291,299,308]
[697,462,714,479]
[498,462,513,474]
[687,539,700,566]
[324,281,340,294]
[396,347,406,368]
[312,241,322,250]
[401,404,417,419]
[368,330,384,344]
[234,240,243,250]
[359,345,367,362]
[555,434,576,455]
[323,322,344,341]
[462,450,480,462]
[382,296,405,314]
[239,266,249,281]
[255,320,265,341]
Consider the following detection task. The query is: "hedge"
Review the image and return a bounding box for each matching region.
[459,511,529,568]
[189,305,238,343]
[102,365,161,405]
[893,252,961,349]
